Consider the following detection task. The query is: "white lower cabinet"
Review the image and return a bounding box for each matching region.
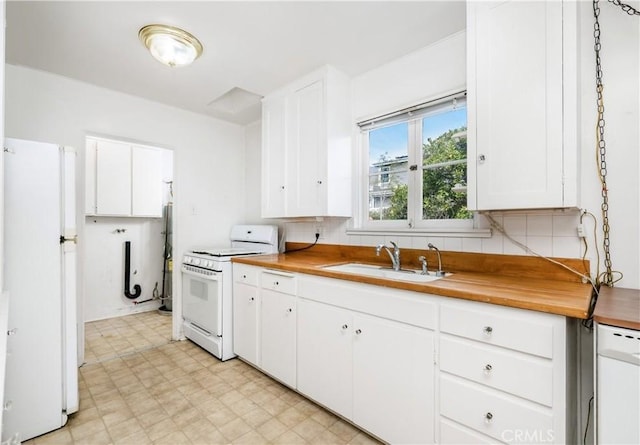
[260,271,297,388]
[231,266,575,445]
[297,299,353,418]
[297,298,435,444]
[438,299,574,445]
[352,313,434,444]
[232,264,261,366]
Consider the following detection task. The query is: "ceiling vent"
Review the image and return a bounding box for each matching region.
[207,87,263,116]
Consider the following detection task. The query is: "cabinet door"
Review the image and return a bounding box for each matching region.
[232,282,260,366]
[131,146,162,217]
[260,289,296,388]
[261,96,288,218]
[287,79,325,217]
[468,1,564,210]
[353,313,435,444]
[297,299,353,419]
[95,140,131,216]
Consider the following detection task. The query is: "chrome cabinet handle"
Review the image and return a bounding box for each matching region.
[7,328,17,336]
[483,326,493,335]
[484,364,492,374]
[274,281,279,286]
[478,154,486,163]
[249,297,255,302]
[242,274,247,279]
[355,329,362,335]
[484,412,493,424]
[342,324,348,330]
[286,308,292,313]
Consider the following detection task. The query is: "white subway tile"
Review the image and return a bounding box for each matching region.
[552,236,582,258]
[443,237,463,252]
[553,214,580,237]
[462,237,483,253]
[525,236,553,257]
[482,234,504,254]
[503,215,527,236]
[503,235,528,255]
[527,215,553,236]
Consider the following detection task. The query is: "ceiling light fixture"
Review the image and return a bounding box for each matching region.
[139,24,203,67]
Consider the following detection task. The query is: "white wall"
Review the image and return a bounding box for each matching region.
[5,65,248,340]
[255,8,639,291]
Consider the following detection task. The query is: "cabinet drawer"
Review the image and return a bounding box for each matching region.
[440,418,495,445]
[440,335,553,407]
[261,270,297,295]
[440,375,553,443]
[233,264,259,286]
[440,302,554,358]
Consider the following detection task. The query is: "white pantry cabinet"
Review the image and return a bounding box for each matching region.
[86,137,163,217]
[261,65,352,218]
[467,0,578,211]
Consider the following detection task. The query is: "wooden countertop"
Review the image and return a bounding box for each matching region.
[593,286,640,330]
[233,244,595,319]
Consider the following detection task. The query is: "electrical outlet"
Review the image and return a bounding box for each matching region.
[577,224,586,238]
[315,225,324,239]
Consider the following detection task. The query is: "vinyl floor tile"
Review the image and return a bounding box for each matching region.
[25,312,381,445]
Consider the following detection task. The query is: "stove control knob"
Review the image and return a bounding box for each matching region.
[183,257,191,264]
[205,260,212,268]
[194,258,201,266]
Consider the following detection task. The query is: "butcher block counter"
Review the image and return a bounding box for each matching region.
[233,243,595,319]
[593,286,640,330]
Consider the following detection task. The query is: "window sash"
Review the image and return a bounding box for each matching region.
[361,91,471,230]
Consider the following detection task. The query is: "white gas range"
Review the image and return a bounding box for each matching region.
[181,225,278,361]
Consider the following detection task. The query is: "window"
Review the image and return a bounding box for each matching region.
[360,92,470,228]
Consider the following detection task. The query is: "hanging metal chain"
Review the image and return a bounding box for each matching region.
[592,0,614,285]
[608,0,640,15]
[592,0,639,285]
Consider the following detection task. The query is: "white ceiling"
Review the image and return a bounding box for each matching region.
[5,1,466,125]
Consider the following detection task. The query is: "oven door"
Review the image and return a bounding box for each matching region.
[181,266,223,337]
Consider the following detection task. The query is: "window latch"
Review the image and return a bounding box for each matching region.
[409,164,418,171]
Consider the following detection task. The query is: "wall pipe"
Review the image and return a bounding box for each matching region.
[124,241,142,299]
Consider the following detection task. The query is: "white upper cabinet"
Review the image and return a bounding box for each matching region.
[131,145,163,217]
[261,95,288,218]
[261,65,352,218]
[86,137,164,217]
[467,0,578,211]
[94,139,132,216]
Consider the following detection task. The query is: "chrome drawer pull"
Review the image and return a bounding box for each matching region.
[355,329,362,335]
[483,326,493,336]
[286,308,292,313]
[484,412,493,424]
[484,364,492,375]
[342,324,349,330]
[249,297,255,302]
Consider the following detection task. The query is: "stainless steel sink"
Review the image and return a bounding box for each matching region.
[321,263,447,283]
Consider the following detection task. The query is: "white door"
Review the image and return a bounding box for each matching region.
[232,282,259,366]
[260,289,296,388]
[96,140,131,215]
[288,79,324,216]
[181,269,223,336]
[131,145,162,217]
[3,139,72,442]
[297,299,353,418]
[352,314,435,444]
[468,0,564,210]
[261,96,288,218]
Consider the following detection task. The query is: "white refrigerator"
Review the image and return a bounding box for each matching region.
[2,138,78,442]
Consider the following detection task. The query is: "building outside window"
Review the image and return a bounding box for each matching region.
[360,92,470,229]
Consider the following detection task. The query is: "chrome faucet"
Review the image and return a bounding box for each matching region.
[376,241,401,271]
[428,243,445,277]
[418,256,428,275]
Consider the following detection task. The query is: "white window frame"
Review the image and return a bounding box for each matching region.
[354,91,483,234]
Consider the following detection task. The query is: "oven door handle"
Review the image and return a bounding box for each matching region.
[181,266,221,280]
